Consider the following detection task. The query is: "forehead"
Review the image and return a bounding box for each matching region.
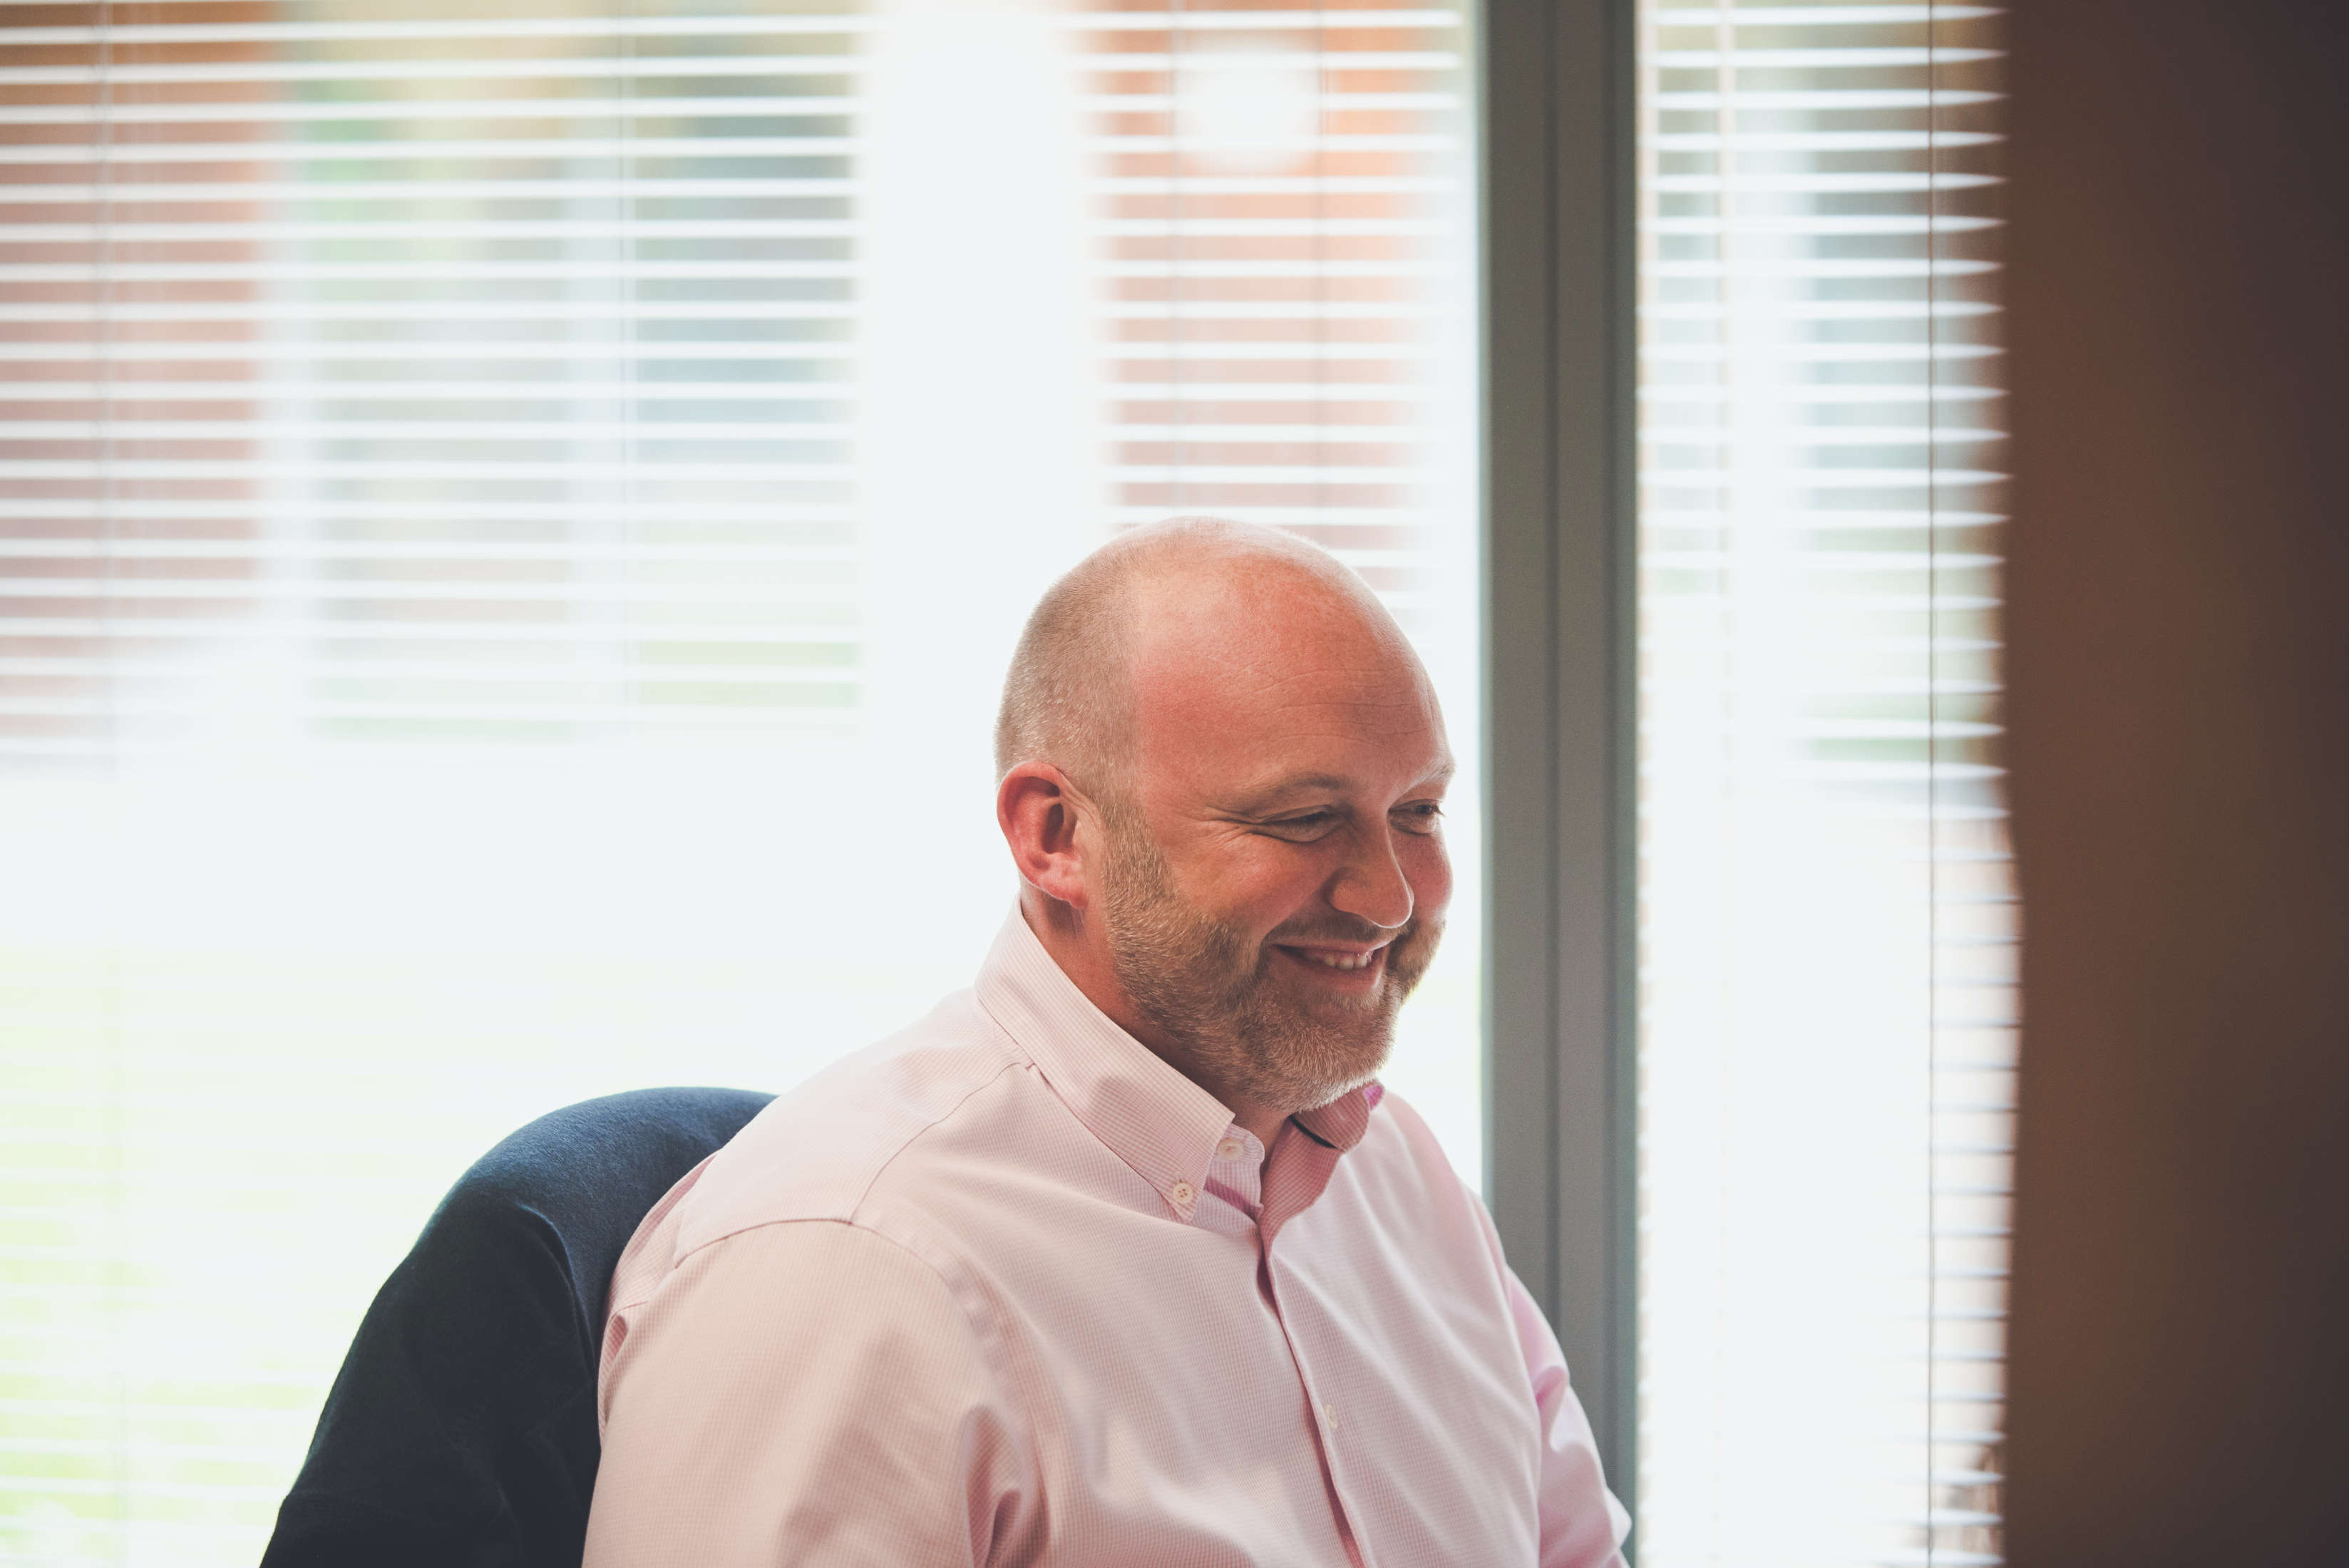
[1121,569,1451,800]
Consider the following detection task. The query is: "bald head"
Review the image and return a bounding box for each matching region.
[993,517,1422,791]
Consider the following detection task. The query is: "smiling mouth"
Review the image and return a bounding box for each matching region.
[1274,942,1390,976]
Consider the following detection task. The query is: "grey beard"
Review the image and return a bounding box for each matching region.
[1092,804,1440,1115]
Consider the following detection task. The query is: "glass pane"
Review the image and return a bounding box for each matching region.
[0,0,1481,1558]
[1634,4,2013,1564]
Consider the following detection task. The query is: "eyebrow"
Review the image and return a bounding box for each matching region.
[1250,773,1350,804]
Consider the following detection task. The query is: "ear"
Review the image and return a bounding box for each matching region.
[997,762,1096,910]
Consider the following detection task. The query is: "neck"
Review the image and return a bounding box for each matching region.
[1017,890,1290,1149]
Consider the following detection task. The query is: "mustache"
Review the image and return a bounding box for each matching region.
[1263,914,1427,949]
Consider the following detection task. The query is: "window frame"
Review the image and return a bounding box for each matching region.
[1476,0,1640,1507]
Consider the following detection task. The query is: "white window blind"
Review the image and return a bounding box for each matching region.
[0,1,1479,1559]
[1635,4,2010,1566]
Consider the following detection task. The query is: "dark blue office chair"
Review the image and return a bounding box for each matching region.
[260,1086,775,1568]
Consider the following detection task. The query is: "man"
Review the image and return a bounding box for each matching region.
[584,519,1630,1566]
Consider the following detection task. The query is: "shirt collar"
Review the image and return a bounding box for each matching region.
[1293,1078,1383,1151]
[973,905,1381,1222]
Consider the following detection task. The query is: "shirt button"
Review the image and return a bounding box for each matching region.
[1169,1180,1196,1206]
[1322,1401,1340,1430]
[1215,1138,1246,1162]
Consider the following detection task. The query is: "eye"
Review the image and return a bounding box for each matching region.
[1258,810,1342,842]
[1392,801,1445,835]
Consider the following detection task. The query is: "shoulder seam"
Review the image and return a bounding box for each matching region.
[679,1052,1023,1258]
[848,1054,1023,1225]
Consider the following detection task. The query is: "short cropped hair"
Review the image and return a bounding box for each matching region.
[992,538,1138,788]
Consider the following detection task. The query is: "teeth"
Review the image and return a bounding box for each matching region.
[1300,949,1375,971]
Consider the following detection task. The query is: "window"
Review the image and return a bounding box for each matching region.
[1635,4,2012,1564]
[0,1,1479,1557]
[7,1,2016,1559]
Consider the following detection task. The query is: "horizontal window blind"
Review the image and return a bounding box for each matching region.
[1635,4,2011,1566]
[0,1,1480,1560]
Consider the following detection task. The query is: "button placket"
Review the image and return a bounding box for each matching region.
[1265,1252,1367,1559]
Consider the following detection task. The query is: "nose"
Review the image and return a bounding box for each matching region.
[1326,822,1415,932]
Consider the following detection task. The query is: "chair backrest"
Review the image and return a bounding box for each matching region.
[261,1086,775,1568]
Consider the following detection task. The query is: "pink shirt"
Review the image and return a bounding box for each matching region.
[586,909,1630,1567]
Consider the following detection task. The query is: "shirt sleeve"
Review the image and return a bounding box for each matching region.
[583,1219,1037,1568]
[1506,1267,1634,1568]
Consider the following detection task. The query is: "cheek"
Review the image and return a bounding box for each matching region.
[1245,850,1342,931]
[1250,850,1369,942]
[1177,837,1327,935]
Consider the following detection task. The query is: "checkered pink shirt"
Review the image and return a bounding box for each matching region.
[585,909,1630,1567]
